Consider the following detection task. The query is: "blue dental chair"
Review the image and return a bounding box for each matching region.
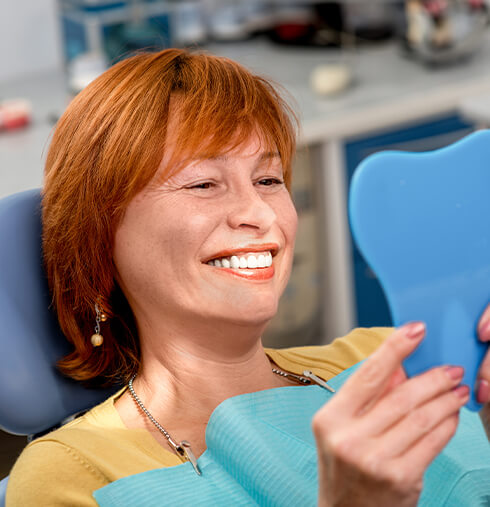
[0,189,118,507]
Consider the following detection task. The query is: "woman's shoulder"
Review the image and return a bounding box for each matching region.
[265,327,393,380]
[21,387,128,456]
[5,436,108,506]
[6,388,179,506]
[5,393,117,506]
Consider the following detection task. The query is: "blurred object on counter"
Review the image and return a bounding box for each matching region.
[267,2,402,47]
[58,0,173,93]
[173,1,207,46]
[267,1,318,45]
[104,0,167,61]
[342,2,403,42]
[205,0,251,41]
[403,0,489,65]
[310,63,352,96]
[0,100,32,132]
[59,0,171,67]
[67,51,108,94]
[241,0,276,35]
[203,0,276,42]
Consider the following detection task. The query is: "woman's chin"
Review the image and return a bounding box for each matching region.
[210,301,278,328]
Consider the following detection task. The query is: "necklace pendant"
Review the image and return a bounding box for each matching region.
[178,440,201,476]
[302,370,336,393]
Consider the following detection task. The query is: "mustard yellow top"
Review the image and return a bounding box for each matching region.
[6,327,391,507]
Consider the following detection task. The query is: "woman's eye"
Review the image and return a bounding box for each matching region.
[188,182,214,190]
[258,178,284,186]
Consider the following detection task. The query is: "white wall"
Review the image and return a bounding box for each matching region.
[0,0,62,83]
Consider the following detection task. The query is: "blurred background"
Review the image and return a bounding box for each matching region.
[2,0,490,477]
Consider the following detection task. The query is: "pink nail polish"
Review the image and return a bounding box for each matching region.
[477,379,490,404]
[478,310,490,332]
[478,319,490,339]
[453,385,470,398]
[403,322,426,339]
[445,366,464,381]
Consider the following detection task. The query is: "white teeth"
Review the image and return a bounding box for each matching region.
[207,251,274,270]
[247,256,258,268]
[265,253,272,267]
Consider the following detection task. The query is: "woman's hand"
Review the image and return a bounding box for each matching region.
[313,323,468,507]
[477,305,490,439]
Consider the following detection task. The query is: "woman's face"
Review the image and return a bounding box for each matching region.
[114,134,298,332]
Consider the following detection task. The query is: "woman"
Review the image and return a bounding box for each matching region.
[6,48,490,506]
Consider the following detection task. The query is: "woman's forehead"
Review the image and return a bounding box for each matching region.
[159,131,281,176]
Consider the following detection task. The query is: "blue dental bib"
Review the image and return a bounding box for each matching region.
[93,364,490,506]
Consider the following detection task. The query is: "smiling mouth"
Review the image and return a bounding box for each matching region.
[202,246,278,280]
[206,251,273,270]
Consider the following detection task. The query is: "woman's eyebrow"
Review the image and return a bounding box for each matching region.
[199,152,281,163]
[259,151,281,162]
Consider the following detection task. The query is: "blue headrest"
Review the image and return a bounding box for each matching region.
[0,190,117,436]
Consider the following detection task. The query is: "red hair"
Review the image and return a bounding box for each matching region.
[42,48,298,385]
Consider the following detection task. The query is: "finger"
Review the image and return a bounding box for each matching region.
[361,367,408,417]
[330,322,425,416]
[476,351,490,404]
[477,304,490,342]
[477,380,490,405]
[374,384,468,458]
[362,365,464,435]
[389,412,460,483]
[382,366,407,395]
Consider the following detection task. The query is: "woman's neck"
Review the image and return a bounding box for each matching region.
[114,321,288,456]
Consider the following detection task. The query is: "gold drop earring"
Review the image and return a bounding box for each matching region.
[91,301,107,347]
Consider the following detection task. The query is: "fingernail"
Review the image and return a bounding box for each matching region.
[476,379,490,404]
[453,385,470,399]
[478,318,490,339]
[445,366,464,381]
[478,308,490,330]
[403,322,426,340]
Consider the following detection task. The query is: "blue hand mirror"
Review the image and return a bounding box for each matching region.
[349,130,490,411]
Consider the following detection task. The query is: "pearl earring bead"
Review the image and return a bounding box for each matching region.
[91,333,104,347]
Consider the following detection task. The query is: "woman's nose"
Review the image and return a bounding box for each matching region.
[226,185,276,232]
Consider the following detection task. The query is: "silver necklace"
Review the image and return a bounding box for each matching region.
[128,367,335,476]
